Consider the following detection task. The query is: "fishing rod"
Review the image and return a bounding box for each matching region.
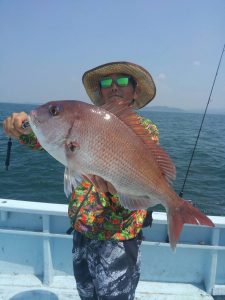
[179,43,225,198]
[5,138,12,171]
[5,120,30,171]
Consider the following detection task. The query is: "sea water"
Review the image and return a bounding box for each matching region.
[0,102,225,216]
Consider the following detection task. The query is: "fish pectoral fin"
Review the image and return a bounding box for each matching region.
[64,140,81,197]
[118,193,150,210]
[64,167,81,197]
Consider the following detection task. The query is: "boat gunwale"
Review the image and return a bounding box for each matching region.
[1,198,225,227]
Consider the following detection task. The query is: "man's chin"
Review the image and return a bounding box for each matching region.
[109,96,123,101]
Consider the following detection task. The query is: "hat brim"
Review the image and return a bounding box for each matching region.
[82,61,156,109]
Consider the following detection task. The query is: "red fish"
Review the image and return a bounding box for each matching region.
[29,100,214,249]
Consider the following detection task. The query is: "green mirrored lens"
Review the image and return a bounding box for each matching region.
[116,77,129,86]
[100,78,112,88]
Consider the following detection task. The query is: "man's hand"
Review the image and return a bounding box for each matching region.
[3,112,32,138]
[85,175,117,195]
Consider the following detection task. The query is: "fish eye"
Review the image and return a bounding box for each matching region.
[49,105,60,116]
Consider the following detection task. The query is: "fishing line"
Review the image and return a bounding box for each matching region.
[179,43,225,198]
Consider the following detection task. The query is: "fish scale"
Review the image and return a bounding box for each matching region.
[85,125,151,192]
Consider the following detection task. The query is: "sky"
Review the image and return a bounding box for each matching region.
[0,0,225,112]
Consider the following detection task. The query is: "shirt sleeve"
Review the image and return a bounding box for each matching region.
[19,132,43,150]
[138,115,159,143]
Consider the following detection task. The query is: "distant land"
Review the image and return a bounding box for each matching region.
[145,106,185,113]
[143,105,225,115]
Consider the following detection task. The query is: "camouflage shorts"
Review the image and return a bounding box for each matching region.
[72,231,143,300]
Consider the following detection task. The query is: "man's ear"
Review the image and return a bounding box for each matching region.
[133,86,141,100]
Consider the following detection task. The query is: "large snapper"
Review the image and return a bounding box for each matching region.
[29,100,214,249]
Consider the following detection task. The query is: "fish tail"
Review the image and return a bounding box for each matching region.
[168,198,214,250]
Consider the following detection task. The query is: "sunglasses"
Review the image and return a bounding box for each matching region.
[99,76,131,89]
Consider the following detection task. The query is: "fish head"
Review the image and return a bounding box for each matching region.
[28,100,82,165]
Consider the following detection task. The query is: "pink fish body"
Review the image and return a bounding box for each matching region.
[29,100,214,249]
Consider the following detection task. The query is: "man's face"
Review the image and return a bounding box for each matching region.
[99,73,138,105]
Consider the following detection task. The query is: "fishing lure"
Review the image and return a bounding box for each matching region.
[5,121,30,170]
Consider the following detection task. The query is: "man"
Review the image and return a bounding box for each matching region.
[4,61,159,300]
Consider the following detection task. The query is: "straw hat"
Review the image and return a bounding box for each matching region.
[82,61,156,109]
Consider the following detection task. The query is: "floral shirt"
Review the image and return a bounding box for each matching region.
[19,115,159,241]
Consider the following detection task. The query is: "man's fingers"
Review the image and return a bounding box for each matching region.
[13,112,30,134]
[14,118,26,134]
[3,118,20,138]
[3,112,30,138]
[93,175,108,193]
[107,182,117,194]
[86,175,100,189]
[86,175,117,194]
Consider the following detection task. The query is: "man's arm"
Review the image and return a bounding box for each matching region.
[4,112,43,150]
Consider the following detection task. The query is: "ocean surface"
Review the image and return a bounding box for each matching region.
[0,102,225,216]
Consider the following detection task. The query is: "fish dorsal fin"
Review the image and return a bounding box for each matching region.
[102,100,176,183]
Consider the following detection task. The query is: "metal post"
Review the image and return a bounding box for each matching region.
[42,215,53,286]
[205,228,220,294]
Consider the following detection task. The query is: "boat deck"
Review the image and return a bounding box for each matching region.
[0,275,214,300]
[1,199,225,299]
